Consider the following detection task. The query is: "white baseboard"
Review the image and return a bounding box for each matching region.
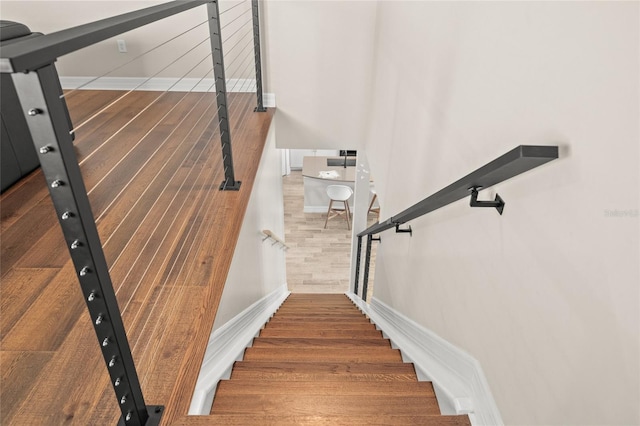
[188,284,290,414]
[303,206,329,213]
[59,76,276,107]
[346,292,503,426]
[263,92,276,108]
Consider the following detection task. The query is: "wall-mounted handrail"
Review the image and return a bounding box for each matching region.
[355,145,558,300]
[358,145,558,237]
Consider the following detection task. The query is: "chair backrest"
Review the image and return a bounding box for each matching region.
[327,185,353,201]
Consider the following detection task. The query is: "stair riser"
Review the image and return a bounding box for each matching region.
[271,308,367,313]
[273,313,368,318]
[251,338,390,349]
[258,329,383,339]
[263,323,377,330]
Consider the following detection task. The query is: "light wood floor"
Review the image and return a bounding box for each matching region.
[1,90,273,425]
[283,171,377,296]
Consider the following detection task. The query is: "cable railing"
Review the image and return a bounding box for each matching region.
[0,1,267,425]
[354,145,559,301]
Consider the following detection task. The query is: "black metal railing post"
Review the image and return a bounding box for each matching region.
[208,0,241,190]
[11,64,162,426]
[354,235,363,296]
[251,0,266,112]
[362,234,373,301]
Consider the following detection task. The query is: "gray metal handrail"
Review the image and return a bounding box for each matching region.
[354,145,559,300]
[0,1,210,73]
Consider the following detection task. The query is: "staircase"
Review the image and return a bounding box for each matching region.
[209,293,471,425]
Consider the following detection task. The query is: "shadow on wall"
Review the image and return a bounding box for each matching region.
[274,109,361,151]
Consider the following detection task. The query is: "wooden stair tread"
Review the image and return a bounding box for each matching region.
[216,380,434,396]
[205,294,469,424]
[251,337,390,348]
[210,394,441,416]
[242,347,403,363]
[199,414,471,425]
[265,317,373,324]
[230,361,418,379]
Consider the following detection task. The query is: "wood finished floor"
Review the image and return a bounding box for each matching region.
[207,293,471,425]
[0,90,273,425]
[283,171,377,296]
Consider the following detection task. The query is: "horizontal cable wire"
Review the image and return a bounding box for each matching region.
[219,4,252,30]
[227,53,256,92]
[99,60,251,280]
[219,0,249,15]
[110,124,220,305]
[135,83,252,384]
[62,18,210,99]
[20,0,265,397]
[239,74,256,93]
[78,57,214,168]
[105,94,220,273]
[138,177,217,386]
[221,25,253,56]
[71,36,211,134]
[134,119,224,385]
[118,116,218,309]
[220,35,254,73]
[86,54,215,197]
[224,40,255,84]
[94,74,219,233]
[220,16,254,42]
[137,138,222,387]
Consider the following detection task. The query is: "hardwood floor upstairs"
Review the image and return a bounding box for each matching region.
[206,294,471,425]
[0,90,273,425]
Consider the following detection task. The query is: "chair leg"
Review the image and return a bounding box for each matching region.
[324,200,333,229]
[368,193,380,220]
[368,193,377,213]
[345,201,351,230]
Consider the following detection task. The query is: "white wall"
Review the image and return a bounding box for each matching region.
[262,0,377,150]
[2,0,377,149]
[289,149,339,170]
[365,2,639,425]
[5,1,638,423]
[212,120,287,331]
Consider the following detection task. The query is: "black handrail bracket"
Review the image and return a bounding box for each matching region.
[469,186,505,215]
